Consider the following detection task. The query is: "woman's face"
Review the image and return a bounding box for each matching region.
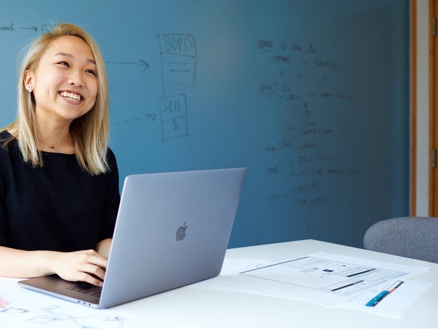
[25,35,98,125]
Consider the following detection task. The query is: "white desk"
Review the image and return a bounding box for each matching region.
[0,239,436,328]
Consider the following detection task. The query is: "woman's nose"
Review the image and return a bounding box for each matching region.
[68,70,85,87]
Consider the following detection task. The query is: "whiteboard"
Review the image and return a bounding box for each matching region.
[0,0,410,248]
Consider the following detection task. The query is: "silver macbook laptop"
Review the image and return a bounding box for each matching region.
[18,167,246,309]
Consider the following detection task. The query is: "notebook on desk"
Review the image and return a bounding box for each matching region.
[18,167,246,309]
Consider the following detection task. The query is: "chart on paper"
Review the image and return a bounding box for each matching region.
[240,254,411,296]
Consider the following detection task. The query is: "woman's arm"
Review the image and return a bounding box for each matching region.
[96,238,112,259]
[0,246,107,286]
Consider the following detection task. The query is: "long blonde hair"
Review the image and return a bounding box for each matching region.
[2,23,110,175]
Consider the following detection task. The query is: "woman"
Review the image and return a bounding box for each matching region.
[0,23,120,287]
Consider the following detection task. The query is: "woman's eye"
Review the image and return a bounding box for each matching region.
[86,69,97,76]
[57,61,69,67]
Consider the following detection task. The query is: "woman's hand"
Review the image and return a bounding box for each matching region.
[0,246,108,286]
[49,249,108,286]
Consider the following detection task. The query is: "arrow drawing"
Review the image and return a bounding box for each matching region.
[18,26,38,32]
[106,59,149,73]
[0,23,37,32]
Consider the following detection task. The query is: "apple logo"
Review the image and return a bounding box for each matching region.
[176,221,188,241]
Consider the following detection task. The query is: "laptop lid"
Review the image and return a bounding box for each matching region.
[18,167,246,309]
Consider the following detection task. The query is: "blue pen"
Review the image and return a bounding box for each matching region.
[365,281,404,307]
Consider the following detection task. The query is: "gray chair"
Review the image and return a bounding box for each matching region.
[363,217,438,263]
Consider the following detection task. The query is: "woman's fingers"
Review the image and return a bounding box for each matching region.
[52,249,108,286]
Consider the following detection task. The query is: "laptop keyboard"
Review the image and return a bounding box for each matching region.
[66,282,102,297]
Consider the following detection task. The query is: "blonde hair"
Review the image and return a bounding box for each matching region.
[2,23,110,175]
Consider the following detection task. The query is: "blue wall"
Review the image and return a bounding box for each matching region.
[0,0,410,248]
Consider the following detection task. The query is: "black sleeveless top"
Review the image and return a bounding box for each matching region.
[0,131,120,252]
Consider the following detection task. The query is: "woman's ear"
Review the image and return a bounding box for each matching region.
[23,70,34,92]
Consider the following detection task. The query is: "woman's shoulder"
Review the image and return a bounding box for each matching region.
[106,147,119,171]
[0,130,14,148]
[0,131,17,172]
[0,130,12,140]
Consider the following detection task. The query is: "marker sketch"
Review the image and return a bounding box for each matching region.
[157,34,197,95]
[156,34,196,141]
[0,304,125,328]
[106,59,150,74]
[257,38,358,209]
[159,94,189,140]
[0,22,46,33]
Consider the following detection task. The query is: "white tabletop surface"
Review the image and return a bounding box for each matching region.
[0,239,436,328]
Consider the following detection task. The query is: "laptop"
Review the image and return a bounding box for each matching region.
[18,167,246,309]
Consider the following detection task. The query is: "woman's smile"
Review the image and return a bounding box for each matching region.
[60,91,83,102]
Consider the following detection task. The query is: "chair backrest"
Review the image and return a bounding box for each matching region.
[363,217,438,263]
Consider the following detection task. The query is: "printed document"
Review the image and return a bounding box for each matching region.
[194,252,431,319]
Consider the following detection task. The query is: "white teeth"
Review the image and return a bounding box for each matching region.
[60,91,81,101]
